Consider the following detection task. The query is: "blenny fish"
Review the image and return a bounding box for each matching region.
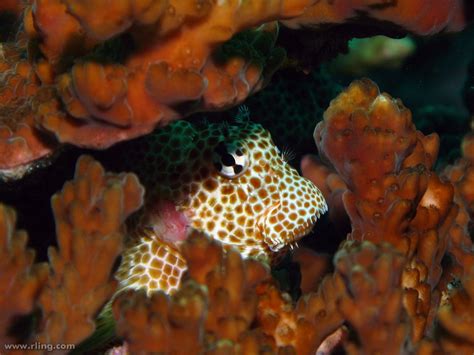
[114,115,327,294]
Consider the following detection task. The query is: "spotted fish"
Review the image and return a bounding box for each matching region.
[115,116,327,294]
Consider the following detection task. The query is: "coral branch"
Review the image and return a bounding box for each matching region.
[284,0,467,35]
[114,231,277,353]
[0,205,48,346]
[25,0,306,149]
[34,155,144,346]
[0,44,58,180]
[335,241,409,354]
[437,268,474,354]
[113,283,207,354]
[315,79,457,342]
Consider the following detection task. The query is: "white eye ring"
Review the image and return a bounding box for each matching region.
[213,142,249,179]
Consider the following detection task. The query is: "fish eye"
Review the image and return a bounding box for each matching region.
[212,142,249,178]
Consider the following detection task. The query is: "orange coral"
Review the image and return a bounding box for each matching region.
[300,154,349,234]
[335,241,410,354]
[113,284,208,354]
[112,226,430,354]
[442,134,474,282]
[181,232,273,348]
[291,247,331,294]
[314,79,457,342]
[113,234,472,354]
[1,0,468,170]
[0,0,24,15]
[0,155,144,351]
[24,1,312,148]
[33,155,144,346]
[315,79,451,253]
[113,231,354,354]
[283,0,467,35]
[0,204,48,346]
[113,231,279,353]
[0,44,58,180]
[257,272,346,353]
[437,268,474,354]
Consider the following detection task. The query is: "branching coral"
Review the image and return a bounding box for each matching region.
[0,43,58,181]
[113,284,208,354]
[256,269,346,354]
[442,134,474,281]
[0,205,48,346]
[0,129,471,353]
[111,219,445,355]
[113,230,356,354]
[300,154,349,234]
[33,155,144,346]
[113,231,277,353]
[437,267,474,354]
[335,241,410,354]
[1,0,470,175]
[114,230,410,354]
[0,155,144,352]
[283,0,467,35]
[23,0,314,149]
[37,24,285,149]
[314,79,458,342]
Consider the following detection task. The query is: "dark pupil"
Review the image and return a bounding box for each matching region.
[222,153,235,166]
[233,165,243,174]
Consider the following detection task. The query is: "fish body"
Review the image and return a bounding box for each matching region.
[115,117,327,294]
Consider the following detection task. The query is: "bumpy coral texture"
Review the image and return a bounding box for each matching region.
[24,0,313,148]
[1,0,469,177]
[300,154,349,235]
[106,78,474,355]
[114,223,455,354]
[0,205,48,346]
[313,79,472,348]
[0,155,144,352]
[0,43,57,179]
[284,0,467,35]
[113,231,276,354]
[33,156,144,346]
[335,241,409,354]
[437,269,474,354]
[114,231,366,354]
[442,134,474,284]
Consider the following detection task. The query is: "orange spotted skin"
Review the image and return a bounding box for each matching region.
[117,229,187,294]
[116,119,327,294]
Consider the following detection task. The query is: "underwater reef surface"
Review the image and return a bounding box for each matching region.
[1,1,474,354]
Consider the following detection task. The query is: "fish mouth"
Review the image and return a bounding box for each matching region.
[282,212,321,251]
[290,213,320,242]
[261,203,321,252]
